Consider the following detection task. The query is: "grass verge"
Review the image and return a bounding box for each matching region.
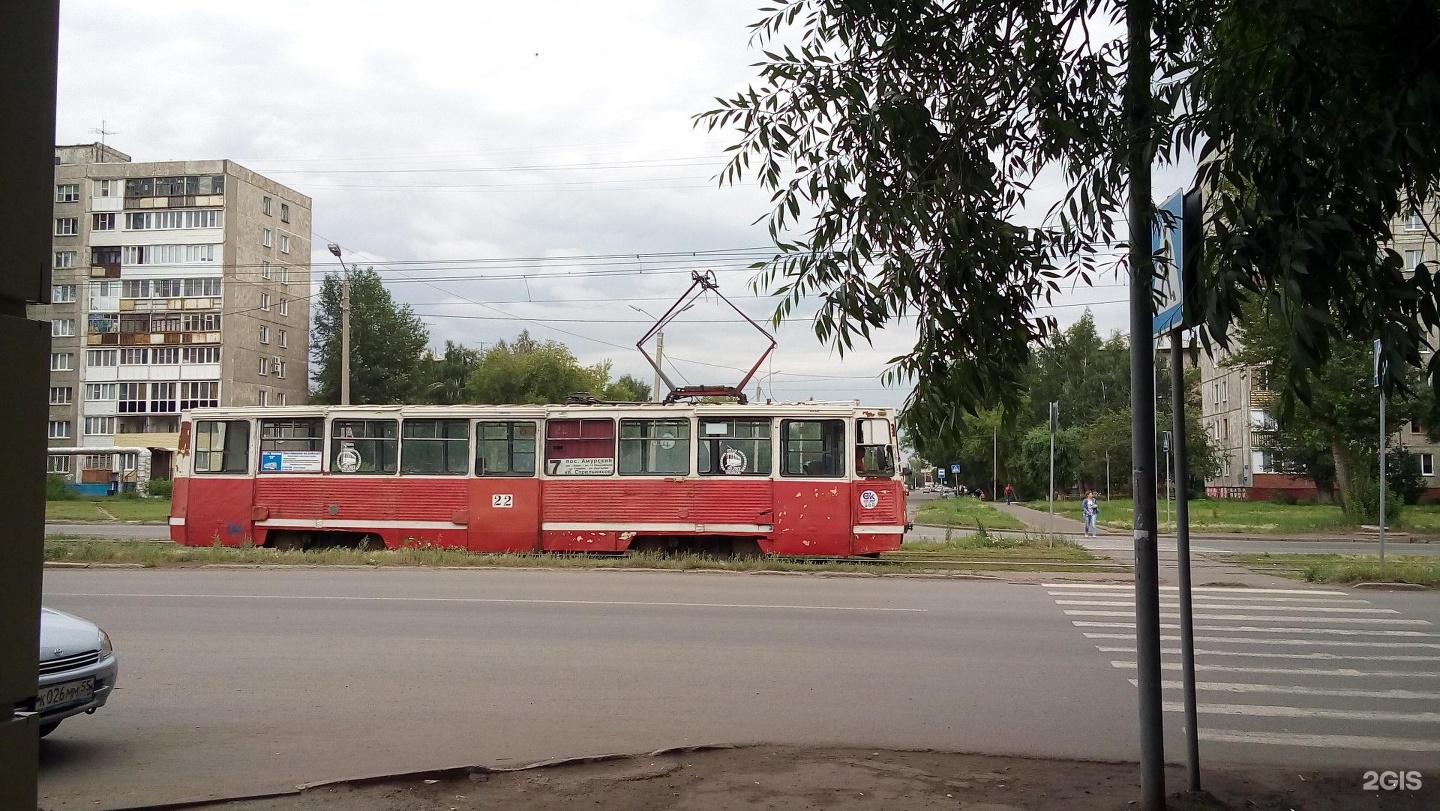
[44,535,1118,574]
[914,498,1024,530]
[1223,552,1439,588]
[46,498,171,522]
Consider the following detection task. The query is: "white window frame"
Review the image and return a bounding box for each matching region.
[279,234,290,254]
[48,420,72,439]
[260,292,271,311]
[52,283,76,302]
[258,389,269,407]
[258,356,268,376]
[85,383,118,401]
[262,228,273,247]
[87,349,118,368]
[48,454,72,474]
[54,217,78,236]
[1404,210,1426,232]
[263,196,273,216]
[50,352,73,371]
[259,325,270,344]
[95,179,117,197]
[278,298,288,316]
[53,251,77,269]
[49,386,72,405]
[1424,453,1435,478]
[92,212,115,231]
[51,318,75,337]
[1405,249,1425,270]
[278,329,288,349]
[261,260,271,280]
[56,183,80,203]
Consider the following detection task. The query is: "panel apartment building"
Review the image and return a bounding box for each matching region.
[33,143,311,491]
[1200,200,1440,500]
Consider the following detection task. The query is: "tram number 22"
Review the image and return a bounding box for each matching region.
[491,494,514,509]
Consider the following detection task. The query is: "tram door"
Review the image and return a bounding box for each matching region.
[467,420,541,552]
[771,418,851,555]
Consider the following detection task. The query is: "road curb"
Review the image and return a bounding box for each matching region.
[1352,581,1431,591]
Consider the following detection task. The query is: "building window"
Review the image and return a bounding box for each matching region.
[278,329,288,348]
[119,348,148,365]
[95,179,118,197]
[48,454,72,474]
[261,260,271,280]
[193,420,250,474]
[117,383,147,413]
[85,416,117,435]
[279,266,290,284]
[48,420,71,439]
[475,421,537,476]
[279,298,289,316]
[280,203,290,223]
[49,386,73,405]
[182,277,222,296]
[331,419,399,474]
[53,251,77,270]
[55,217,78,236]
[263,196,273,216]
[1406,249,1425,270]
[275,360,286,379]
[180,381,219,409]
[262,228,273,247]
[279,234,290,254]
[1423,453,1435,477]
[259,325,270,344]
[618,418,690,475]
[258,357,268,376]
[181,313,220,331]
[85,383,117,401]
[152,347,179,365]
[257,390,268,407]
[52,283,76,302]
[781,419,846,477]
[92,212,116,231]
[92,246,121,268]
[50,352,73,371]
[400,419,469,475]
[51,318,75,337]
[1222,418,1229,440]
[56,183,80,202]
[260,292,271,311]
[150,382,177,413]
[1411,420,1424,435]
[1223,456,1231,477]
[123,244,218,265]
[277,392,287,406]
[182,346,220,364]
[1405,210,1426,231]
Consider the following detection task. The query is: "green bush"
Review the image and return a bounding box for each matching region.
[1345,475,1403,525]
[147,479,173,498]
[46,474,75,500]
[1269,490,1298,506]
[1386,449,1425,505]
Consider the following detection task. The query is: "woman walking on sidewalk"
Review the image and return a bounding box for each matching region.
[1081,491,1099,537]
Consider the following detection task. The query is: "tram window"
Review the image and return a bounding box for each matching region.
[619,418,690,475]
[193,419,250,474]
[258,418,324,473]
[855,418,896,478]
[476,421,537,476]
[544,418,615,476]
[401,419,469,475]
[780,419,846,477]
[330,419,398,474]
[697,418,771,476]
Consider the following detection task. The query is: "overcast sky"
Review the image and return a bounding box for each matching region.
[55,0,1155,409]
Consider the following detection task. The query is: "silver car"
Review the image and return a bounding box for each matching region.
[37,607,118,737]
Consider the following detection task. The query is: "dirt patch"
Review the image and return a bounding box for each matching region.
[100,745,1436,811]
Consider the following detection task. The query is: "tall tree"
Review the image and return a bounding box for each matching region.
[420,341,482,405]
[699,0,1440,442]
[467,331,611,405]
[310,268,429,405]
[603,374,652,402]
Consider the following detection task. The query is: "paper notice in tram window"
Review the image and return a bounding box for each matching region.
[549,457,616,476]
[260,450,323,473]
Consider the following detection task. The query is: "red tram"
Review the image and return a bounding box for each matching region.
[168,401,907,556]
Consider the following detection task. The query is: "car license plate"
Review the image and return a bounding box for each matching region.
[37,677,94,711]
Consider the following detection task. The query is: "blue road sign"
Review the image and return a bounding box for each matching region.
[1153,190,1185,335]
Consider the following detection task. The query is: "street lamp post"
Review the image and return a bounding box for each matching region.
[326,243,351,406]
[629,305,663,402]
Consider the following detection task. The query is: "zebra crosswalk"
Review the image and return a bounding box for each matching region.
[1043,582,1440,758]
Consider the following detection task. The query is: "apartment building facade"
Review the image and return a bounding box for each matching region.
[1200,200,1440,499]
[34,143,311,491]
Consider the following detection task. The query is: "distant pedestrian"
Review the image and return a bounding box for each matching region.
[1004,484,1014,504]
[1082,490,1099,537]
[976,488,986,502]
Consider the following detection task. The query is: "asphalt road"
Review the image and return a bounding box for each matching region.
[37,568,1440,809]
[46,522,169,540]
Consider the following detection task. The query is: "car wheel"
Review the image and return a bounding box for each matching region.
[39,721,60,738]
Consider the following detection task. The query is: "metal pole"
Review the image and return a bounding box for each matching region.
[1126,0,1165,802]
[340,268,351,406]
[654,331,665,403]
[1171,329,1201,791]
[993,425,998,504]
[1106,451,1111,501]
[1380,385,1386,567]
[1049,402,1056,534]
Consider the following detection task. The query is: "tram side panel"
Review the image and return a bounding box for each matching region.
[178,475,256,546]
[770,481,852,556]
[467,477,541,552]
[850,479,906,555]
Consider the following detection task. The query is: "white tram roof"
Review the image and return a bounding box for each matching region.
[185,401,893,420]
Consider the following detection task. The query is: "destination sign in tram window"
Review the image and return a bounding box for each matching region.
[544,418,615,476]
[258,418,323,473]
